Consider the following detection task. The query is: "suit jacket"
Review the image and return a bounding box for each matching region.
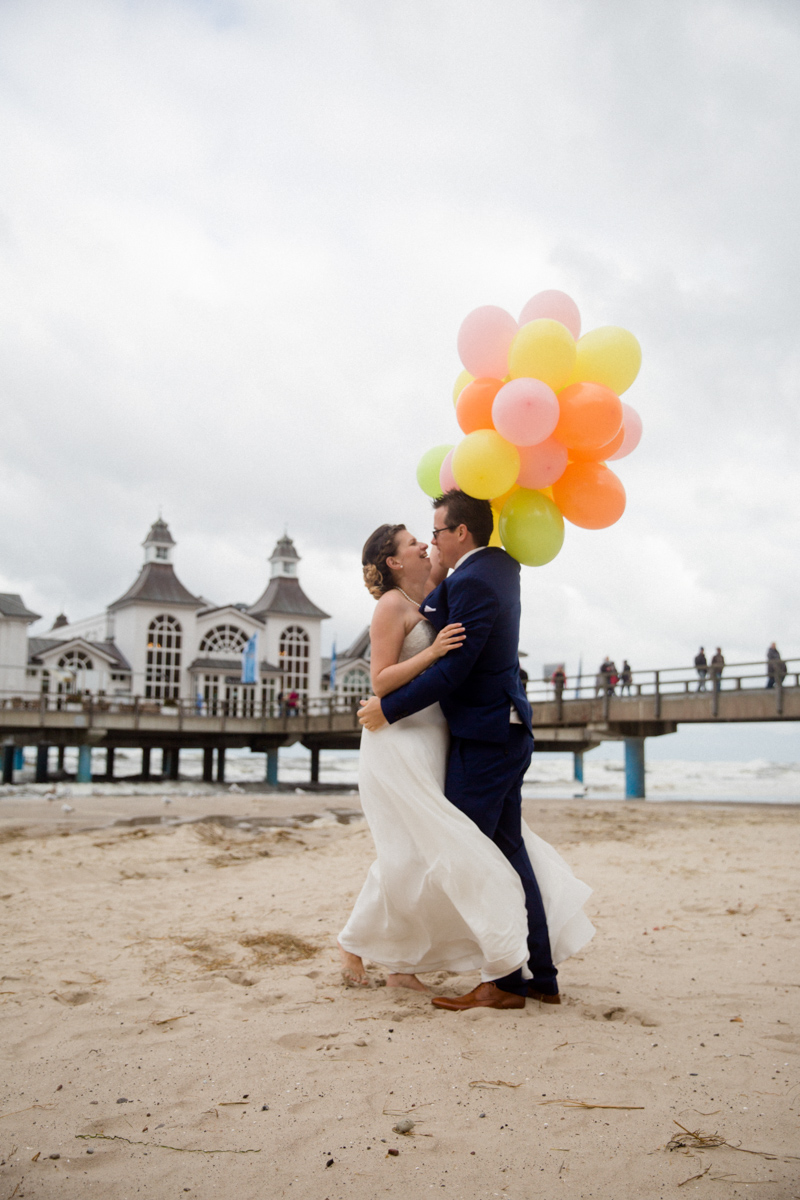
[380,547,532,744]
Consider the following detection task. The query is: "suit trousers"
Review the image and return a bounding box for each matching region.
[445,725,558,996]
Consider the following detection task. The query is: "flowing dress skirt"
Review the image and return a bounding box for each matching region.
[338,703,594,980]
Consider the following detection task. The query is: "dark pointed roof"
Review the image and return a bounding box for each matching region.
[28,637,132,670]
[248,577,329,621]
[108,563,203,611]
[51,612,69,629]
[187,656,282,674]
[144,518,175,546]
[196,603,264,624]
[269,534,300,562]
[0,593,41,622]
[343,626,371,660]
[27,637,64,660]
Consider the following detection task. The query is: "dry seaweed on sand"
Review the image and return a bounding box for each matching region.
[677,1165,711,1186]
[382,1100,435,1116]
[191,821,275,866]
[238,932,317,964]
[468,1080,522,1089]
[0,1104,53,1120]
[666,1121,800,1161]
[0,827,26,844]
[174,935,237,973]
[76,1134,260,1154]
[539,1098,645,1110]
[191,821,228,845]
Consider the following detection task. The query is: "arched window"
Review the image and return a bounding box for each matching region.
[279,625,310,694]
[199,624,249,655]
[339,668,370,697]
[57,650,94,671]
[55,651,93,695]
[146,615,182,699]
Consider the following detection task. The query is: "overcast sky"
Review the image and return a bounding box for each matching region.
[1,0,798,757]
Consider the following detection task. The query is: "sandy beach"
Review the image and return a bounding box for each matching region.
[1,789,798,1199]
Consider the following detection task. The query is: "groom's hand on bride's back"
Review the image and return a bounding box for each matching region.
[358,695,388,731]
[432,623,465,658]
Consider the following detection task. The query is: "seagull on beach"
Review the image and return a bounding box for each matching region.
[61,803,74,813]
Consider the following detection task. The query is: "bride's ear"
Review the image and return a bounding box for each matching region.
[386,555,402,572]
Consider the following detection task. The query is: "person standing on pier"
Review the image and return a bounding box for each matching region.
[694,647,708,692]
[619,660,633,695]
[710,647,725,692]
[766,643,786,689]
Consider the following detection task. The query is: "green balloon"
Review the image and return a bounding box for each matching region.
[416,444,454,498]
[499,488,565,567]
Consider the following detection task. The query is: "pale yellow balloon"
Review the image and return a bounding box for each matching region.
[452,429,520,500]
[452,368,474,407]
[489,510,503,547]
[507,319,576,390]
[567,326,642,394]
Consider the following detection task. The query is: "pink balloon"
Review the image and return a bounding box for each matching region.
[457,305,518,378]
[439,448,457,492]
[516,437,569,489]
[518,290,581,340]
[607,403,643,460]
[492,378,559,447]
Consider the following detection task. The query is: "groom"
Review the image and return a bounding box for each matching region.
[358,489,558,1010]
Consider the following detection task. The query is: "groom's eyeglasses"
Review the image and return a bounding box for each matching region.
[431,523,459,541]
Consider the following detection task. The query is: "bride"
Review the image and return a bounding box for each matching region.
[338,521,594,991]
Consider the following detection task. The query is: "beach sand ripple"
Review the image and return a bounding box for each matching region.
[1,795,798,1198]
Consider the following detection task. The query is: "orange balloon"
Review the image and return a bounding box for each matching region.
[552,462,626,529]
[555,383,623,450]
[456,377,502,434]
[568,424,626,462]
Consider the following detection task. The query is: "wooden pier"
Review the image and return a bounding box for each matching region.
[0,656,797,795]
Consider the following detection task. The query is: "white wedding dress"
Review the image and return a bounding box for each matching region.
[338,621,594,981]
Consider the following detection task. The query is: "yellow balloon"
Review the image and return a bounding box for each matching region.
[491,484,519,512]
[452,368,474,407]
[452,430,520,500]
[489,509,503,547]
[566,326,641,394]
[508,319,576,390]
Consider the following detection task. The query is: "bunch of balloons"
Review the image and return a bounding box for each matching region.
[416,290,643,566]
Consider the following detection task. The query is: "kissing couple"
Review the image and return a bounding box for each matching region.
[338,489,594,1011]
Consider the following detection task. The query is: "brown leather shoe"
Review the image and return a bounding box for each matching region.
[431,982,525,1011]
[527,989,561,1005]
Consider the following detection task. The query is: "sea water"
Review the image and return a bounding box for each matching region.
[6,745,800,803]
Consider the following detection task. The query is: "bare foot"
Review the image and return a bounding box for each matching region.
[386,973,429,992]
[338,942,371,987]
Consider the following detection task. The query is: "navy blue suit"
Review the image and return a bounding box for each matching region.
[380,547,557,996]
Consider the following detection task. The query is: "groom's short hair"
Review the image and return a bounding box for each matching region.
[434,490,493,547]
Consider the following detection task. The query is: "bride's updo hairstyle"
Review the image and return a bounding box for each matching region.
[362,523,406,599]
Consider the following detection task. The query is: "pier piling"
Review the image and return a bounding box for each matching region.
[624,737,646,798]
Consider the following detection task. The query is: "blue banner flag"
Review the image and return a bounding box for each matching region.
[329,641,337,692]
[241,632,258,684]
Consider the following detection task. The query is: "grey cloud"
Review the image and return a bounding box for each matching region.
[0,0,798,703]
